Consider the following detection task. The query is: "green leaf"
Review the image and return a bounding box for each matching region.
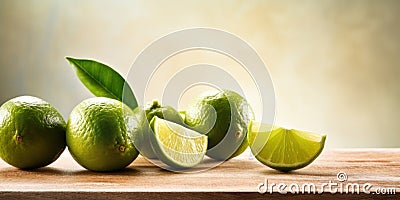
[66,57,138,109]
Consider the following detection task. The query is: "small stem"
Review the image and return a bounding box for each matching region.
[119,145,126,152]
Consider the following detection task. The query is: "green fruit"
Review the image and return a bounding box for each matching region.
[66,97,139,172]
[132,100,185,159]
[0,96,66,169]
[144,100,184,124]
[185,89,254,160]
[248,121,326,172]
[149,116,207,169]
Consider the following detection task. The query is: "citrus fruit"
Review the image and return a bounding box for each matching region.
[0,96,66,169]
[66,97,139,172]
[149,116,207,169]
[144,100,184,125]
[132,100,185,159]
[248,121,326,172]
[185,89,254,160]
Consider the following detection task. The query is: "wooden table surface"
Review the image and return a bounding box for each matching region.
[0,148,399,199]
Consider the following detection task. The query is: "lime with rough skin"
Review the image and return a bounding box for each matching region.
[0,96,66,169]
[132,100,185,159]
[149,116,207,170]
[66,97,139,172]
[185,89,254,160]
[248,121,326,172]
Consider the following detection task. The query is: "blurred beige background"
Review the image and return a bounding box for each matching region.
[0,0,399,148]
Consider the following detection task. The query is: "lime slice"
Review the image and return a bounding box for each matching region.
[248,121,326,172]
[150,116,207,169]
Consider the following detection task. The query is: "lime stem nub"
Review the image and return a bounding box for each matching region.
[119,145,126,152]
[150,100,161,109]
[235,131,241,138]
[16,135,23,143]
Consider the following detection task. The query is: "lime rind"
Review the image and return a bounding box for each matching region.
[150,116,207,169]
[248,120,326,172]
[261,134,326,171]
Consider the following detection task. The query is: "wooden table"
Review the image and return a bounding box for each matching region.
[1,148,399,199]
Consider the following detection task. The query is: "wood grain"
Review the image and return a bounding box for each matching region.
[0,148,399,199]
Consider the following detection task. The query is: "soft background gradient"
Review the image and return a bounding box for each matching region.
[0,0,399,148]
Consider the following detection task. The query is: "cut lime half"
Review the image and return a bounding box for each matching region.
[150,116,207,170]
[248,121,326,172]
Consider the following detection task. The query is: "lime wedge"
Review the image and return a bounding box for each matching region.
[248,121,326,172]
[150,116,207,169]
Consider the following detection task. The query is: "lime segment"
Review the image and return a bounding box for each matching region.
[248,121,326,172]
[150,116,207,169]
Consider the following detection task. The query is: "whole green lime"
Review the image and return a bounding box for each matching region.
[132,100,185,159]
[185,90,254,160]
[66,97,139,172]
[0,96,66,169]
